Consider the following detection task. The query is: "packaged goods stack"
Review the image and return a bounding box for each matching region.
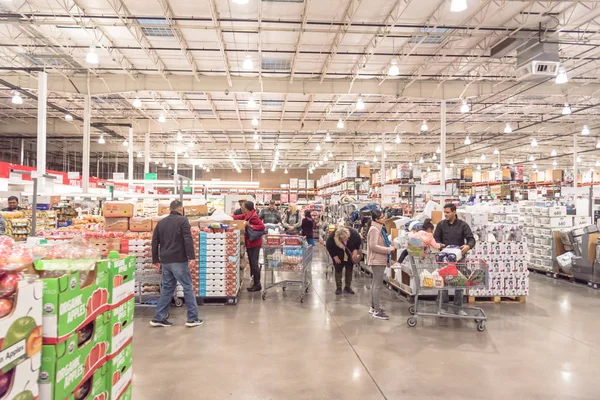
[0,237,43,400]
[32,239,135,400]
[0,211,30,240]
[190,227,201,296]
[103,201,135,232]
[125,236,160,305]
[198,229,241,302]
[54,204,78,228]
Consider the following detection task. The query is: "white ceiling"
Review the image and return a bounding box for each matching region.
[0,0,599,171]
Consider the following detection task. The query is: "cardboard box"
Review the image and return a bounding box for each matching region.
[98,255,136,309]
[69,364,108,400]
[184,205,208,216]
[120,383,133,400]
[357,165,371,178]
[88,238,121,257]
[104,217,129,232]
[106,299,134,359]
[547,217,573,228]
[0,280,43,372]
[157,203,171,216]
[39,313,109,400]
[106,343,133,400]
[129,217,152,232]
[34,260,109,344]
[103,202,134,218]
[431,210,443,224]
[461,168,473,181]
[1,354,41,400]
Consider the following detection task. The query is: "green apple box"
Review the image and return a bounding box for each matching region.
[98,253,136,310]
[106,343,132,400]
[119,384,133,400]
[65,363,108,400]
[0,353,40,400]
[107,299,134,358]
[35,261,109,344]
[0,280,42,374]
[39,313,109,400]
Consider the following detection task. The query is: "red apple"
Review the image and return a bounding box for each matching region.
[0,298,13,318]
[0,273,20,297]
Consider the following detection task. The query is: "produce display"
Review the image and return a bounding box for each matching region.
[54,205,78,227]
[1,211,30,241]
[198,229,241,298]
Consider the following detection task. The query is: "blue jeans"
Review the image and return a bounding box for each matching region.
[154,262,199,322]
[306,238,315,246]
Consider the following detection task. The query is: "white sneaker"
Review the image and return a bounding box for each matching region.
[369,307,376,315]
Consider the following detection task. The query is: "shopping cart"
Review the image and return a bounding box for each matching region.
[261,235,312,302]
[400,247,489,331]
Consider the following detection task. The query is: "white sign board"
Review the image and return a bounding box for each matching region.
[113,172,125,181]
[68,172,80,179]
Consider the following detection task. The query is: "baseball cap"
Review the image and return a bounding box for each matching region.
[269,199,276,205]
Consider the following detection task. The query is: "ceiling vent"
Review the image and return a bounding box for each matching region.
[515,39,560,80]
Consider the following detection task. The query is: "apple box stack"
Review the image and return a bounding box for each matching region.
[198,231,241,299]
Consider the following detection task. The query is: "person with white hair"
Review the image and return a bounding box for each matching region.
[326,226,363,295]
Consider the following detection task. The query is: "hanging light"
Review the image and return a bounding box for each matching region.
[460,100,470,113]
[426,166,431,172]
[596,139,600,149]
[168,165,173,170]
[555,67,568,84]
[504,123,512,133]
[437,164,441,170]
[319,160,324,166]
[365,162,370,166]
[98,135,105,144]
[435,147,441,154]
[11,91,22,105]
[184,152,189,158]
[408,162,413,168]
[582,125,590,135]
[254,142,260,150]
[388,59,400,76]
[252,131,259,141]
[562,103,571,115]
[419,156,424,164]
[532,163,537,169]
[421,120,428,132]
[316,143,321,151]
[450,0,468,13]
[261,167,265,174]
[337,119,344,129]
[158,114,166,123]
[356,96,365,110]
[528,154,535,162]
[162,162,167,168]
[328,151,333,158]
[493,148,499,155]
[65,114,73,121]
[122,139,128,147]
[132,97,142,108]
[509,159,514,165]
[531,138,538,147]
[553,159,558,167]
[373,155,378,162]
[450,161,455,167]
[476,164,481,171]
[551,149,557,157]
[374,145,382,152]
[176,132,183,141]
[243,55,253,70]
[464,136,471,145]
[324,154,329,162]
[326,133,332,142]
[284,168,288,174]
[481,154,486,161]
[206,167,210,172]
[596,160,600,168]
[137,151,142,158]
[275,149,280,158]
[464,157,470,164]
[248,97,257,108]
[395,134,401,144]
[251,117,259,126]
[432,154,438,161]
[577,156,582,163]
[492,163,497,168]
[86,45,99,65]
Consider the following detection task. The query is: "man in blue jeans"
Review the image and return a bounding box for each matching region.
[150,200,203,327]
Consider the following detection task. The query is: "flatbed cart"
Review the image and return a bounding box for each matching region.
[398,246,489,332]
[261,235,312,302]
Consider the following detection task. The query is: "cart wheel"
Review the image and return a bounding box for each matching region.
[282,287,286,292]
[594,283,599,289]
[173,298,183,307]
[300,297,304,303]
[262,293,266,301]
[305,287,309,293]
[477,321,486,332]
[407,317,417,327]
[408,306,416,315]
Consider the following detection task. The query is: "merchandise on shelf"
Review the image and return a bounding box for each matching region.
[54,205,78,228]
[102,202,134,218]
[198,230,241,298]
[1,211,30,241]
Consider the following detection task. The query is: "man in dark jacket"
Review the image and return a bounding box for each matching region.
[233,201,266,292]
[326,227,363,295]
[433,203,476,309]
[150,200,203,328]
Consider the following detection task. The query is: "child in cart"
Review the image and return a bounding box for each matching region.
[397,219,440,263]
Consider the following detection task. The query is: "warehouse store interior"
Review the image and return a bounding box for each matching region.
[0,0,600,399]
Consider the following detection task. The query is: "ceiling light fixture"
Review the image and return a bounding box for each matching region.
[395,135,401,144]
[450,161,455,167]
[532,163,537,169]
[158,114,166,123]
[337,119,344,129]
[168,165,172,170]
[373,156,378,162]
[132,97,142,109]
[421,120,428,132]
[419,156,424,164]
[432,154,438,161]
[562,103,572,115]
[493,148,499,155]
[553,159,558,167]
[86,45,99,65]
[531,138,538,147]
[248,97,257,108]
[316,143,321,151]
[481,154,486,161]
[328,152,333,158]
[176,132,183,141]
[65,114,73,121]
[551,149,557,157]
[162,162,167,168]
[504,123,512,133]
[356,96,365,110]
[509,159,514,165]
[582,125,590,136]
[284,168,288,174]
[11,92,22,105]
[577,156,582,163]
[375,145,382,152]
[596,160,600,168]
[251,117,259,126]
[427,166,431,172]
[408,162,413,168]
[324,155,329,162]
[122,139,128,147]
[206,167,210,172]
[365,162,370,166]
[464,157,470,164]
[254,142,260,150]
[137,151,142,158]
[326,133,332,142]
[436,147,441,154]
[243,55,253,70]
[476,164,481,171]
[492,163,497,168]
[596,140,600,149]
[184,152,189,158]
[528,154,535,162]
[555,66,568,84]
[450,0,468,13]
[98,135,105,144]
[261,167,265,174]
[460,100,470,113]
[388,59,400,76]
[464,136,471,145]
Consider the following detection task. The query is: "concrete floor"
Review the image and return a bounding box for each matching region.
[132,248,600,399]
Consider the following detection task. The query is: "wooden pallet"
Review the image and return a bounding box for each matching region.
[468,295,526,304]
[196,296,239,306]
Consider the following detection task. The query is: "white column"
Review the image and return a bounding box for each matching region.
[381,132,385,206]
[20,139,24,165]
[573,134,578,188]
[440,100,446,189]
[128,126,134,184]
[144,128,150,174]
[82,95,91,192]
[174,149,178,174]
[192,164,196,195]
[36,71,48,174]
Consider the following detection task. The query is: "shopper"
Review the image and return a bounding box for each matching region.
[150,200,203,328]
[301,209,316,246]
[2,196,23,211]
[433,203,476,310]
[326,226,362,295]
[397,219,440,263]
[233,198,247,216]
[367,209,395,320]
[233,200,266,292]
[283,203,302,234]
[259,199,282,224]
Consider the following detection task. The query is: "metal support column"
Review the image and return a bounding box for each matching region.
[82,95,91,192]
[440,100,446,190]
[573,134,578,188]
[381,132,385,206]
[144,128,150,174]
[20,139,24,165]
[36,71,47,174]
[128,126,134,184]
[174,149,178,174]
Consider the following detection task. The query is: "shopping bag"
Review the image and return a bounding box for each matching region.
[437,264,459,278]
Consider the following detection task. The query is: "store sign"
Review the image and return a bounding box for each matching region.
[113,172,125,181]
[144,173,157,180]
[67,172,80,179]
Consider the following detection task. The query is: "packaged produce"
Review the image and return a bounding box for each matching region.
[97,253,135,309]
[420,270,434,288]
[0,245,33,272]
[106,343,133,400]
[0,354,40,400]
[107,299,134,358]
[39,313,109,400]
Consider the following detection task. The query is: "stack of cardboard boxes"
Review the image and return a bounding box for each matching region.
[35,254,135,399]
[198,231,241,298]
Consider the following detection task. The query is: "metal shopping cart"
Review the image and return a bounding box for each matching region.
[261,235,312,302]
[401,245,489,332]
